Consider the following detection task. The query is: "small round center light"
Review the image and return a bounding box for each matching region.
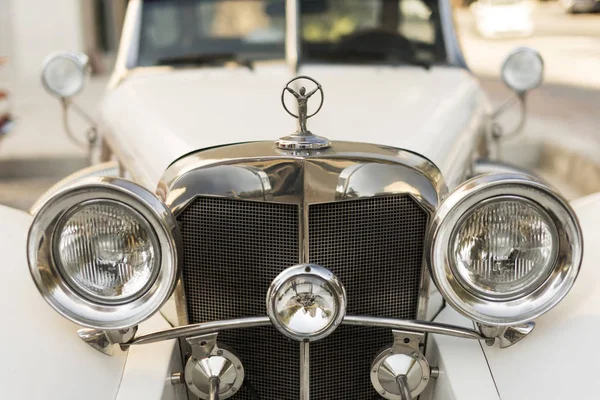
[266,264,346,342]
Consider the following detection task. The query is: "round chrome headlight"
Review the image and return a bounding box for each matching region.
[266,264,346,342]
[429,174,582,326]
[28,177,181,330]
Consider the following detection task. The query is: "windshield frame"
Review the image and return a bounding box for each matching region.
[110,0,467,87]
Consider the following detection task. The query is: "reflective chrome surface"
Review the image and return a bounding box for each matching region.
[299,341,310,400]
[30,160,120,215]
[185,333,244,400]
[77,326,137,356]
[159,140,446,399]
[429,173,583,326]
[27,177,182,330]
[159,140,446,328]
[266,264,346,342]
[128,314,485,346]
[276,76,330,150]
[342,315,485,340]
[370,330,430,400]
[479,321,536,348]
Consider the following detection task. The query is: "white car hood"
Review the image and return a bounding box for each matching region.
[99,64,487,189]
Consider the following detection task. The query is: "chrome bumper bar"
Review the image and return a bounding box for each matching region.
[128,314,484,347]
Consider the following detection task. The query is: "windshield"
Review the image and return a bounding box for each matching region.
[136,0,286,67]
[135,0,446,68]
[301,0,446,65]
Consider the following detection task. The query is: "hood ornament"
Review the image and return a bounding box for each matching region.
[276,76,331,150]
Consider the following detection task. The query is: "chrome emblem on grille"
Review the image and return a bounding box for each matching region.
[276,76,331,150]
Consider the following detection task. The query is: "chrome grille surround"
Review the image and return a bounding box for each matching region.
[159,141,446,400]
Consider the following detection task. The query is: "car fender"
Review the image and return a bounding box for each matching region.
[0,205,127,399]
[423,192,600,400]
[481,192,600,400]
[0,204,185,400]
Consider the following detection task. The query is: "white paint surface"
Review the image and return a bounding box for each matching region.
[98,64,488,190]
[117,314,187,400]
[421,307,499,400]
[0,205,126,399]
[483,192,600,400]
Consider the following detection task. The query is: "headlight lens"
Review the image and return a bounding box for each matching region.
[451,199,558,300]
[267,264,346,341]
[55,200,160,304]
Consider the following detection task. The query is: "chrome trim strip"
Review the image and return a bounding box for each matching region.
[300,341,310,400]
[128,314,485,346]
[130,316,272,346]
[343,316,484,341]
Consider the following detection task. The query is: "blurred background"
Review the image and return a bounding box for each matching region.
[0,0,598,209]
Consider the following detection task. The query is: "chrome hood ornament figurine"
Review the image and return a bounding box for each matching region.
[276,76,331,150]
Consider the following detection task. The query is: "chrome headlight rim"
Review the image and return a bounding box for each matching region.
[27,177,181,330]
[266,264,347,342]
[429,173,583,326]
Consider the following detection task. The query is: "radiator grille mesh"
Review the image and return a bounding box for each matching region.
[178,194,428,400]
[309,195,428,399]
[178,197,300,400]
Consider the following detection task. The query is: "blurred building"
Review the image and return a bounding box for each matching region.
[0,0,128,79]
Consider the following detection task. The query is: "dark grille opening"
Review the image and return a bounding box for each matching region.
[309,195,428,399]
[178,197,300,400]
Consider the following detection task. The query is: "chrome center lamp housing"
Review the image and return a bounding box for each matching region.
[266,264,346,342]
[27,177,181,330]
[428,173,583,326]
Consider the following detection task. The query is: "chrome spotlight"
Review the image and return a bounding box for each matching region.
[428,173,583,326]
[266,264,346,342]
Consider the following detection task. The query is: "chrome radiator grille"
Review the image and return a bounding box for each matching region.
[309,196,428,399]
[178,195,428,400]
[178,197,300,399]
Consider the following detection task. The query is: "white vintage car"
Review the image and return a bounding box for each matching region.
[2,1,598,399]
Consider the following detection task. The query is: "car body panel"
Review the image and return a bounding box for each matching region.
[98,64,488,191]
[482,192,600,400]
[0,204,185,400]
[422,307,500,400]
[117,315,187,400]
[0,205,126,400]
